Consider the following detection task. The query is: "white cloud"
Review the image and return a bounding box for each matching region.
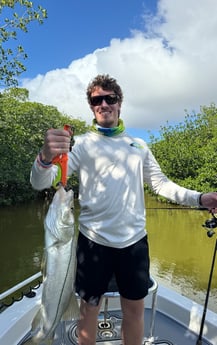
[22,0,217,131]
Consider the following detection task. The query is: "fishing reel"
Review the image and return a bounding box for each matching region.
[202,213,217,237]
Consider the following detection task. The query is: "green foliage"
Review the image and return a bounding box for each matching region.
[0,87,90,205]
[0,0,47,87]
[150,103,217,194]
[3,89,217,206]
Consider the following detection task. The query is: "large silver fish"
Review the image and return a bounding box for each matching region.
[23,186,79,344]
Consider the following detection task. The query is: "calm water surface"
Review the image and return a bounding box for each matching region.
[0,195,216,313]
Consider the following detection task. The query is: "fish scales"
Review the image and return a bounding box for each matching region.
[22,186,79,345]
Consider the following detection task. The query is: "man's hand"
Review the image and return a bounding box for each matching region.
[200,192,217,213]
[40,128,72,163]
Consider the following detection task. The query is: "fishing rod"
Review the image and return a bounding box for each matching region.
[146,207,206,210]
[196,213,217,345]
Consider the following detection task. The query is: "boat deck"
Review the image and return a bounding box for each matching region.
[1,273,216,345]
[20,308,213,345]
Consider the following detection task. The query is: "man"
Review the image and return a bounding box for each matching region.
[30,74,217,345]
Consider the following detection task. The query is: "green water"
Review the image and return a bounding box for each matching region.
[0,195,216,313]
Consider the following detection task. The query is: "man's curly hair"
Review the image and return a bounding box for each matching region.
[86,74,123,105]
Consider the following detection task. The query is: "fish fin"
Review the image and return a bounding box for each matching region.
[20,335,35,345]
[31,307,42,330]
[62,292,80,321]
[21,335,53,345]
[41,249,47,276]
[20,307,42,344]
[21,324,54,345]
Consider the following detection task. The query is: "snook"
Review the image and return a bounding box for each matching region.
[23,186,79,344]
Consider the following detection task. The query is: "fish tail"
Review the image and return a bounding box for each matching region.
[20,337,35,345]
[20,307,53,345]
[20,310,41,344]
[21,330,54,345]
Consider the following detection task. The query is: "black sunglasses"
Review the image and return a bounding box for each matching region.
[90,94,119,106]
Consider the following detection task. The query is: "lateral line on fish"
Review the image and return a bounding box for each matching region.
[42,236,76,340]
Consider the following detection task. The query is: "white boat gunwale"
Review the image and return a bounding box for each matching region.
[0,272,217,345]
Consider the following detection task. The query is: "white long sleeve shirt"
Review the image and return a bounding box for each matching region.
[30,131,201,248]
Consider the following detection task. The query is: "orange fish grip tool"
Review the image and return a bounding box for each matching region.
[52,125,75,189]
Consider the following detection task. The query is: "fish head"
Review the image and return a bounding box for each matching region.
[44,186,75,242]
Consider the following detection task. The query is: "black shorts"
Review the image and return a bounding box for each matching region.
[75,232,150,306]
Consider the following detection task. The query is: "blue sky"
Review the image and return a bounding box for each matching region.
[3,0,217,142]
[19,0,157,78]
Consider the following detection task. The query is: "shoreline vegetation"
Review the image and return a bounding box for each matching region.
[1,88,217,206]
